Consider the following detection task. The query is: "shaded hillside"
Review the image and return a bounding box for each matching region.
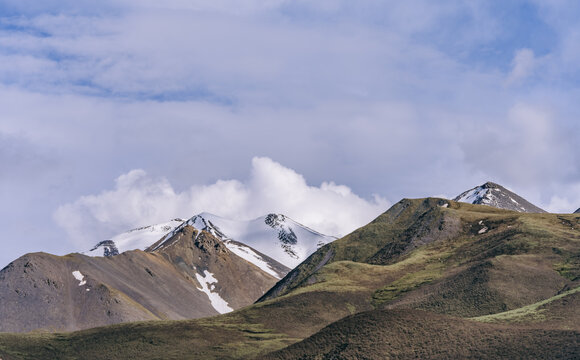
[264,309,580,360]
[473,285,580,330]
[0,289,370,360]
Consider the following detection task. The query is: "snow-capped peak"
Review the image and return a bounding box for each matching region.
[149,212,336,269]
[86,211,336,271]
[453,182,546,213]
[85,219,185,257]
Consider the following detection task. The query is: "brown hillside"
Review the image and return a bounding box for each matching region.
[0,226,281,333]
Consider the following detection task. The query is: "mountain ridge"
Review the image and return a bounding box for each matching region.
[1,196,580,358]
[88,212,335,270]
[2,180,580,358]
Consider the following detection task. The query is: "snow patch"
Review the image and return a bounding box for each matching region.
[223,240,281,279]
[195,270,233,314]
[456,187,490,204]
[72,271,87,286]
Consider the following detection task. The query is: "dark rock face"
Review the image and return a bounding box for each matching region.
[574,208,580,214]
[265,214,299,258]
[454,182,546,213]
[89,240,119,257]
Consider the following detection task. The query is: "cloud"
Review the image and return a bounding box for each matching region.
[54,157,390,249]
[2,1,580,269]
[506,48,536,84]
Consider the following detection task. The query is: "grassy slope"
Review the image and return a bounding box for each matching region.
[1,198,579,359]
[473,285,580,329]
[0,288,373,360]
[264,309,580,360]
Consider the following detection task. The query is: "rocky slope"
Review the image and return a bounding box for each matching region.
[454,181,546,213]
[0,226,286,333]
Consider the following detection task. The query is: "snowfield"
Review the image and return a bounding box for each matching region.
[87,212,336,269]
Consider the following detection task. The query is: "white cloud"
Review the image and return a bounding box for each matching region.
[506,48,536,84]
[545,181,580,213]
[54,157,390,249]
[2,1,580,270]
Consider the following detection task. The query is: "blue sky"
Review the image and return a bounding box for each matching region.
[1,0,580,268]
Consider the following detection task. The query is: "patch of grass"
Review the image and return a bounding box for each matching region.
[288,261,393,295]
[555,253,580,281]
[473,286,580,324]
[371,262,445,307]
[345,303,356,315]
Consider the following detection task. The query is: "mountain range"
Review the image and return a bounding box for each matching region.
[0,213,332,333]
[0,182,579,359]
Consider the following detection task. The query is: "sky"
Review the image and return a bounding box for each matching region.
[2,0,580,269]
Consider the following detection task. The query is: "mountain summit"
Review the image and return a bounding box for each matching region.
[453,181,546,213]
[88,212,336,269]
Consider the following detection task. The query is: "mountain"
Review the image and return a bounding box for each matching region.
[86,219,185,256]
[0,225,286,333]
[2,197,579,359]
[0,210,333,333]
[454,181,546,213]
[575,208,580,214]
[176,212,336,268]
[88,213,335,270]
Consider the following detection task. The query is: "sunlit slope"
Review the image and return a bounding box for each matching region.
[261,198,580,318]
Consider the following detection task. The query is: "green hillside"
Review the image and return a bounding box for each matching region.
[264,309,580,359]
[1,198,579,359]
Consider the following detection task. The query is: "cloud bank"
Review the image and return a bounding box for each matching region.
[2,1,580,268]
[54,157,390,249]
